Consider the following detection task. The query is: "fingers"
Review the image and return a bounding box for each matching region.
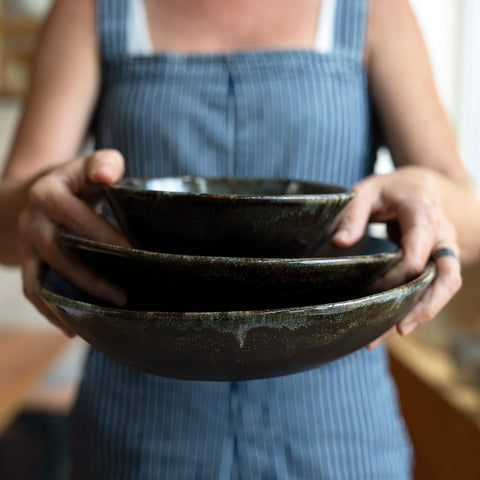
[337,169,463,348]
[365,245,461,349]
[20,239,76,337]
[367,222,460,346]
[18,206,127,306]
[366,238,461,348]
[331,179,379,247]
[27,150,131,247]
[17,150,130,336]
[28,173,130,247]
[397,242,461,336]
[392,203,460,337]
[17,150,130,335]
[54,149,125,195]
[396,202,446,278]
[85,149,125,185]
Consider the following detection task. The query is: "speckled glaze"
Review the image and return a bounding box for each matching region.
[57,230,401,311]
[35,263,435,381]
[102,177,353,257]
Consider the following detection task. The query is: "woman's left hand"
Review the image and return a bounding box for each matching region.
[331,165,462,349]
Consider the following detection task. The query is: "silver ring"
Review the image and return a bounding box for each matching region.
[432,247,458,261]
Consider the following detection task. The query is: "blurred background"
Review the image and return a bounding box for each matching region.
[0,0,479,478]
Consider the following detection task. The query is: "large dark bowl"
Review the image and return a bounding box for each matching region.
[102,177,353,257]
[58,230,401,311]
[35,263,435,381]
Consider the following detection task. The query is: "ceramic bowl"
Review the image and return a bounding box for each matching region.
[102,176,353,257]
[57,230,401,311]
[35,263,435,381]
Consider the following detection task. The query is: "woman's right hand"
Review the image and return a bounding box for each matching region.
[18,149,131,336]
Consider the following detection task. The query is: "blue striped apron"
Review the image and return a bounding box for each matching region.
[70,1,413,478]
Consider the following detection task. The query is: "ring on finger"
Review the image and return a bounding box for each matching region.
[432,247,458,261]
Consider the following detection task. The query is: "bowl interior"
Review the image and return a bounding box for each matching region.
[39,263,435,315]
[114,176,350,197]
[57,230,401,311]
[35,263,435,380]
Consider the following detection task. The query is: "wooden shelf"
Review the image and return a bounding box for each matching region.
[0,12,41,97]
[0,18,40,35]
[0,329,69,435]
[388,333,480,480]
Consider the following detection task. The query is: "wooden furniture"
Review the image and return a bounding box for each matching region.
[0,329,69,435]
[388,333,480,480]
[0,1,41,96]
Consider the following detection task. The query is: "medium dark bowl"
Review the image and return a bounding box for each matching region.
[58,230,401,311]
[102,176,353,257]
[35,263,435,381]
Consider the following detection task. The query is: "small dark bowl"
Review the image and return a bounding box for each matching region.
[58,230,401,311]
[35,263,435,381]
[102,176,353,257]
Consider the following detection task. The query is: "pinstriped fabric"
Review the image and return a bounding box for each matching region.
[95,51,374,183]
[334,0,369,62]
[70,1,412,478]
[96,0,128,58]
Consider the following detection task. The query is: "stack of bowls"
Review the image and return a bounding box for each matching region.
[36,176,435,381]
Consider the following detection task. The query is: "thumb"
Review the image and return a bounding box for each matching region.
[85,149,125,186]
[331,180,378,247]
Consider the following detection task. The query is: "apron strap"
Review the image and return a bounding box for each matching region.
[333,0,370,62]
[95,0,369,62]
[96,0,130,60]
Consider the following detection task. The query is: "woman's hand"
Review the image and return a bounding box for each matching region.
[18,149,131,336]
[332,166,462,348]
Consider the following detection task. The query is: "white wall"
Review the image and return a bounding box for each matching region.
[457,0,480,188]
[376,0,476,180]
[410,0,461,127]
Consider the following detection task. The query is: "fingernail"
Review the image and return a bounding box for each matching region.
[398,314,416,335]
[91,165,113,182]
[99,166,114,178]
[333,229,349,243]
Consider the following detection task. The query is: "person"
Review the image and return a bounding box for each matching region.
[1,0,479,478]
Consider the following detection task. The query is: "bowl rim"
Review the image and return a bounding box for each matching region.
[103,176,354,202]
[35,262,436,319]
[57,229,402,266]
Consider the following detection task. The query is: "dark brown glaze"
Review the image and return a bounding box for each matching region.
[35,263,435,381]
[57,230,402,311]
[102,177,354,257]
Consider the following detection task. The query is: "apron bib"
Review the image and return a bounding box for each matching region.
[70,1,412,478]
